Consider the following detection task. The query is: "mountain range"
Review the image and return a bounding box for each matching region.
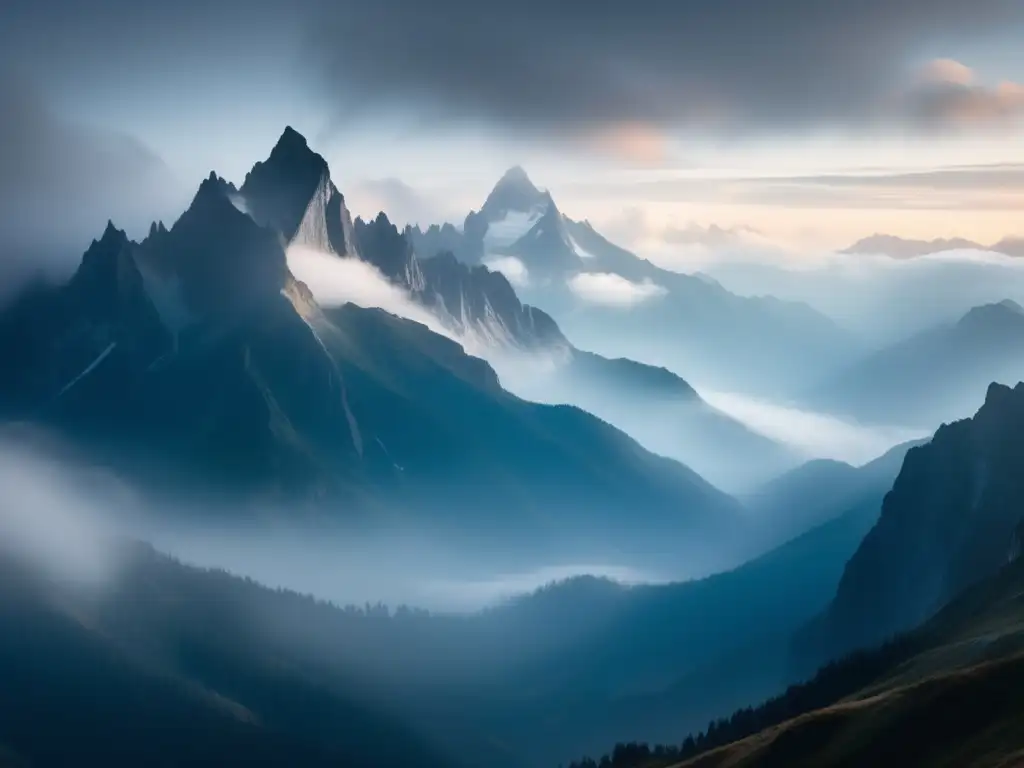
[6,123,1024,768]
[804,299,1024,428]
[844,233,1024,259]
[0,128,761,569]
[571,381,1024,768]
[407,166,859,398]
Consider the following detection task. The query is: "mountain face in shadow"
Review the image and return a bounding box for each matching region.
[0,480,888,768]
[0,129,748,566]
[408,168,858,398]
[797,381,1024,670]
[805,300,1024,428]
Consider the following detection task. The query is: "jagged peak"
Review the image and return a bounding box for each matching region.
[256,126,329,181]
[276,125,309,152]
[99,219,126,245]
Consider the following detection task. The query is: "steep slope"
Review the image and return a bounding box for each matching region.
[410,168,858,397]
[797,381,1024,670]
[576,550,1024,768]
[236,130,790,489]
[806,300,1024,428]
[0,161,744,566]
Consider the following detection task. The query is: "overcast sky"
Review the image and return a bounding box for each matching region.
[3,0,1024,269]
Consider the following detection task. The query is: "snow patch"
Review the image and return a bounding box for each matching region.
[483,207,546,250]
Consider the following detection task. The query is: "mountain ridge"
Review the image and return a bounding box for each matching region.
[844,232,1024,259]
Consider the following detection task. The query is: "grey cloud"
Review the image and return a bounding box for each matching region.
[309,0,1024,138]
[0,71,185,297]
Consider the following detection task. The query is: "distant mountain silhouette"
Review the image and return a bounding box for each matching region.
[797,380,1024,670]
[547,352,800,491]
[742,438,924,554]
[843,232,1024,259]
[409,168,858,397]
[805,300,1024,427]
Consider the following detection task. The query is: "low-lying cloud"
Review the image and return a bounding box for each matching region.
[0,434,127,586]
[483,255,530,288]
[700,389,928,465]
[568,272,667,308]
[287,244,460,339]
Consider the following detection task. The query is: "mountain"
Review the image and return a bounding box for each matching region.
[230,129,791,491]
[0,131,748,568]
[529,352,800,491]
[573,537,1024,768]
[0,543,454,768]
[797,381,1024,671]
[844,232,1024,259]
[805,300,1024,428]
[741,438,925,554]
[408,168,858,397]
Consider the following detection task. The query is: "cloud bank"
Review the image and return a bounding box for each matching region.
[699,390,927,465]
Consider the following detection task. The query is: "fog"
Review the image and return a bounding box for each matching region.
[695,247,1024,345]
[699,389,928,466]
[286,245,461,343]
[0,431,672,613]
[0,434,128,587]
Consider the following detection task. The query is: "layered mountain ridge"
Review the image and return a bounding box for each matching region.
[0,128,757,567]
[844,232,1024,259]
[805,299,1024,428]
[408,166,858,398]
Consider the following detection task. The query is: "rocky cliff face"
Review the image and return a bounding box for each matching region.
[798,381,1024,668]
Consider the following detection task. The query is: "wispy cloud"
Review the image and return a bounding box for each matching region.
[699,390,928,465]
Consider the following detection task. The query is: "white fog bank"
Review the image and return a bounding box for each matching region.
[700,389,929,465]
